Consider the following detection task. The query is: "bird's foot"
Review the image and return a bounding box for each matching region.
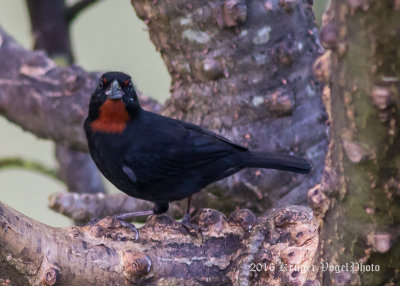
[112,210,154,241]
[181,213,199,235]
[113,215,140,241]
[182,213,191,225]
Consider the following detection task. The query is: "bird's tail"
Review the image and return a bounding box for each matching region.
[237,151,312,174]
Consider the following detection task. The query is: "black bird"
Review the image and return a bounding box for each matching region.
[84,72,311,225]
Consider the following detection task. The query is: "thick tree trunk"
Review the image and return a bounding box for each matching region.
[310,1,400,285]
[131,0,327,214]
[0,201,319,285]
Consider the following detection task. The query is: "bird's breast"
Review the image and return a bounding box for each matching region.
[90,99,130,134]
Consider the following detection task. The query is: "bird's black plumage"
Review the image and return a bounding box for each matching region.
[84,72,311,215]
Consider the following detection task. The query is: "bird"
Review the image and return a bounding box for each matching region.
[84,71,311,228]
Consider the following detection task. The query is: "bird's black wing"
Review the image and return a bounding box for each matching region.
[122,119,246,183]
[182,122,247,151]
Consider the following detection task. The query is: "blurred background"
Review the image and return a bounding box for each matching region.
[0,0,328,227]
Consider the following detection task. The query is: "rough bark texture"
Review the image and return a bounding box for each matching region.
[0,201,319,285]
[0,28,161,151]
[48,192,241,225]
[0,0,328,283]
[131,0,327,213]
[310,1,400,285]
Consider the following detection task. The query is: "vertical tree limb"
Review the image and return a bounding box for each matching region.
[129,0,328,214]
[310,1,400,285]
[26,0,73,63]
[25,0,106,198]
[65,0,104,23]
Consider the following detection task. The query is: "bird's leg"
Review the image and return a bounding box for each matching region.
[181,195,199,234]
[152,202,169,214]
[182,195,192,225]
[114,201,168,221]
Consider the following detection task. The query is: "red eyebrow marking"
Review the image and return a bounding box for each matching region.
[123,80,130,86]
[102,78,108,84]
[91,100,130,134]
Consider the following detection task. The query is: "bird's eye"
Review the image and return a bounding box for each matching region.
[98,80,104,89]
[124,80,133,89]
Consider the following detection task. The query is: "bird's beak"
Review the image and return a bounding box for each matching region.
[105,80,124,100]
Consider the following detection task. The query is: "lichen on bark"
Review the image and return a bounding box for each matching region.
[311,1,400,284]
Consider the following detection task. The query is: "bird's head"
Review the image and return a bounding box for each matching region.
[87,72,140,134]
[91,72,139,108]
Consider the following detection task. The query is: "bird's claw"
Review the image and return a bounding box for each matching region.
[114,215,139,241]
[181,214,199,235]
[182,213,191,225]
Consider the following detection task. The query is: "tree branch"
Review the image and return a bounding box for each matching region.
[0,27,161,152]
[48,192,182,224]
[0,157,59,181]
[48,192,266,225]
[0,201,319,285]
[55,145,106,195]
[65,0,103,24]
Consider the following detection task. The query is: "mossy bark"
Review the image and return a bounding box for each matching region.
[311,1,400,284]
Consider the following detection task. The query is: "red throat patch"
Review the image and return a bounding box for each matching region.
[91,100,130,134]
